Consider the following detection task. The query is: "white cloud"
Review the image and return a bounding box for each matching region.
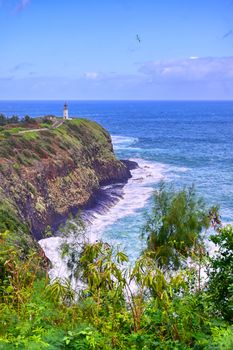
[139,57,233,82]
[3,57,233,100]
[83,72,102,80]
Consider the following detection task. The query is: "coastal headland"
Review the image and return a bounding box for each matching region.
[0,117,135,239]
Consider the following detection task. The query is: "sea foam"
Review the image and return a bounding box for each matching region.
[39,157,167,285]
[85,158,167,242]
[38,135,185,284]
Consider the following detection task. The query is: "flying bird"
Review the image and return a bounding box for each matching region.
[127,35,141,54]
[222,30,233,39]
[136,34,141,43]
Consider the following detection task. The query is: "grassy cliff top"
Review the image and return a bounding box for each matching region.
[0,116,125,239]
[0,117,113,167]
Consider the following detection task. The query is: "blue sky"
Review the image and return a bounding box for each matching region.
[1,0,233,100]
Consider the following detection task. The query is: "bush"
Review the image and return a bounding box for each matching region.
[0,203,27,233]
[22,115,36,124]
[208,225,233,322]
[142,183,217,270]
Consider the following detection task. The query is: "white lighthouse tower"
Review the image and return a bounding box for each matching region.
[63,102,69,120]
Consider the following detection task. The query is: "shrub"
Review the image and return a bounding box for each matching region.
[208,225,233,322]
[142,183,217,270]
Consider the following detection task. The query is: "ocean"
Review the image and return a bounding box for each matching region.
[1,100,233,276]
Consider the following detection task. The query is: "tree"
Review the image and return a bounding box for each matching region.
[208,225,233,322]
[23,115,32,123]
[22,115,36,124]
[142,183,216,270]
[8,115,19,124]
[0,114,6,126]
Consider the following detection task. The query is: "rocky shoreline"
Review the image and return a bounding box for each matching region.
[49,158,138,236]
[0,118,138,239]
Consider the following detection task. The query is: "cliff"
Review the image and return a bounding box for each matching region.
[0,119,131,239]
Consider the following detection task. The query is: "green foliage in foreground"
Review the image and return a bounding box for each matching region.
[0,186,232,349]
[0,226,232,349]
[208,224,233,322]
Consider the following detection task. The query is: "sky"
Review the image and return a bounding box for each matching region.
[1,0,233,100]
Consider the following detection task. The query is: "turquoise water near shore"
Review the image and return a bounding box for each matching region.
[1,100,233,259]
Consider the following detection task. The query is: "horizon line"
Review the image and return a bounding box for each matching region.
[1,99,233,102]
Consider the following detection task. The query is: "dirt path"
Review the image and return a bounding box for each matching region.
[18,128,48,134]
[17,119,64,134]
[51,120,64,129]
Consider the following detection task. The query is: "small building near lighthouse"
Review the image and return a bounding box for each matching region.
[63,102,71,120]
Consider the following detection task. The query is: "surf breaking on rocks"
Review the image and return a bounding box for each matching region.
[39,162,166,286]
[39,135,185,287]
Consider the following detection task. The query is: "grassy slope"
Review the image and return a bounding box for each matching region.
[0,118,114,167]
[0,118,126,239]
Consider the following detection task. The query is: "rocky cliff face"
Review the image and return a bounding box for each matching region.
[0,119,131,239]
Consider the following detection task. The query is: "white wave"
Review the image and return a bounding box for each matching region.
[223,220,233,226]
[111,135,138,150]
[39,237,67,282]
[39,158,167,284]
[39,230,88,290]
[169,165,189,173]
[39,134,189,285]
[85,158,168,242]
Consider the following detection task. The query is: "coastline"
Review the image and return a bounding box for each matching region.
[46,159,138,236]
[0,118,134,240]
[39,157,167,284]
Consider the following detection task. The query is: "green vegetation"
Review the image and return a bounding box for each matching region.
[0,118,113,163]
[0,114,19,125]
[0,114,55,139]
[208,224,233,322]
[142,183,218,270]
[21,131,40,140]
[0,186,232,349]
[0,116,128,237]
[0,114,36,127]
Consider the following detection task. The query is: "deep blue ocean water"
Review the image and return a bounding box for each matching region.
[1,100,233,259]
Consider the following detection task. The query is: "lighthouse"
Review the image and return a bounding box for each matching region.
[63,102,69,120]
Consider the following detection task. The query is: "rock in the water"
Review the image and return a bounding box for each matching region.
[120,159,139,171]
